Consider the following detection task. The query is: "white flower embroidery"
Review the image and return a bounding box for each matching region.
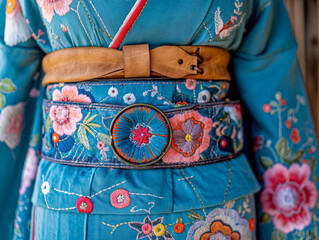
[198,90,211,103]
[0,102,25,149]
[123,93,136,104]
[108,87,119,97]
[41,181,50,195]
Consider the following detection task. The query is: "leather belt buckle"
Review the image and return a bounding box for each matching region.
[110,103,172,166]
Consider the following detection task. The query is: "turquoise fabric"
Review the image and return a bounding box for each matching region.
[0,0,318,239]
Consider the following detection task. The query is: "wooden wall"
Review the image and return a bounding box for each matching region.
[284,0,319,137]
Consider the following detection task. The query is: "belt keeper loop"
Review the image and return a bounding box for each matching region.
[123,44,150,78]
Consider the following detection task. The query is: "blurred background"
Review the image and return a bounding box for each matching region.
[285,0,319,137]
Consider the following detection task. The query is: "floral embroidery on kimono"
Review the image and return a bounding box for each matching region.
[4,0,31,46]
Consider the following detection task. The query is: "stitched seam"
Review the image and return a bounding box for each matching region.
[50,79,227,86]
[180,169,206,217]
[41,152,243,169]
[43,99,240,112]
[222,161,232,204]
[186,0,215,45]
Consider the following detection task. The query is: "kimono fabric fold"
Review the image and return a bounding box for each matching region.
[0,0,318,240]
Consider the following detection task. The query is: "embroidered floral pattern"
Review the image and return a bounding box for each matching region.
[111,105,170,165]
[186,208,251,240]
[41,181,50,195]
[123,93,136,104]
[163,111,213,163]
[76,197,94,214]
[49,104,83,136]
[129,216,172,240]
[174,223,185,234]
[36,0,73,23]
[132,126,153,146]
[185,79,197,90]
[0,102,25,149]
[19,148,39,195]
[49,86,91,136]
[0,78,17,110]
[261,164,317,234]
[110,189,131,209]
[4,0,32,46]
[214,0,245,40]
[290,128,301,145]
[197,90,211,103]
[52,85,91,103]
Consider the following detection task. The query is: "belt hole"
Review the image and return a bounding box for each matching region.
[178,59,183,65]
[190,65,196,70]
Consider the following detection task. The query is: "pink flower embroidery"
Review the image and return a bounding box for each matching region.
[19,148,39,195]
[110,189,131,209]
[97,141,105,150]
[261,164,317,234]
[52,85,91,103]
[0,102,25,149]
[162,111,213,163]
[142,223,152,235]
[50,85,90,136]
[185,79,197,90]
[132,126,152,146]
[7,114,24,134]
[36,0,73,23]
[49,105,82,136]
[76,197,94,214]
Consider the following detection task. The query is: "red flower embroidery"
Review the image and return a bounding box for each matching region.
[261,164,317,234]
[280,99,287,106]
[290,128,301,144]
[174,223,185,234]
[285,120,292,129]
[76,197,93,214]
[263,104,271,113]
[142,223,152,235]
[110,189,131,209]
[249,218,255,231]
[132,126,152,146]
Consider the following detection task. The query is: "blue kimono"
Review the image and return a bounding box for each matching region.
[1,0,318,239]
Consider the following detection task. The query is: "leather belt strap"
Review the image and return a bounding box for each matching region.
[42,44,231,86]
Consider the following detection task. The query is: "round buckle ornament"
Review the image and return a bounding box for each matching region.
[110,104,172,166]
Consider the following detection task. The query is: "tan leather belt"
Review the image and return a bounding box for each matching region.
[42,44,231,86]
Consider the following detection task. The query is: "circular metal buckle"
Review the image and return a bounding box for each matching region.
[110,103,172,166]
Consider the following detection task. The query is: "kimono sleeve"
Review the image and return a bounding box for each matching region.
[0,0,44,239]
[233,0,319,238]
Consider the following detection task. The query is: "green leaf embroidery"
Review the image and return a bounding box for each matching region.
[186,212,205,221]
[84,125,95,137]
[83,112,91,124]
[291,150,305,163]
[237,205,242,214]
[85,114,98,124]
[272,229,286,240]
[260,157,274,169]
[0,78,17,93]
[29,134,40,147]
[77,125,90,150]
[45,117,52,131]
[98,133,111,146]
[276,137,290,162]
[87,122,101,128]
[0,92,5,109]
[260,213,272,223]
[309,156,316,171]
